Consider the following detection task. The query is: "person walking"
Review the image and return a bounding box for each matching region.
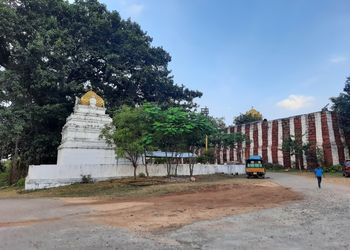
[314,165,324,189]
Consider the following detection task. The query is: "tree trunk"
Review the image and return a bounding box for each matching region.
[133,165,137,179]
[145,163,149,177]
[9,137,20,184]
[142,154,149,177]
[175,157,179,176]
[132,159,138,179]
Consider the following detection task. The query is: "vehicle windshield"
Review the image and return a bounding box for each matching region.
[247,160,262,167]
[345,161,350,167]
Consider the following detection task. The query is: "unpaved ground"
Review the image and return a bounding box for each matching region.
[63,182,300,232]
[0,173,349,250]
[286,171,350,187]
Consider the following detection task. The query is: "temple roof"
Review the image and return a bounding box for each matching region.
[79,90,105,108]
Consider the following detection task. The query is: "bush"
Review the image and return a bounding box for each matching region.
[0,172,9,187]
[0,162,5,173]
[197,149,215,164]
[154,158,166,164]
[15,177,25,188]
[324,164,342,173]
[81,175,93,183]
[138,172,146,178]
[264,163,285,170]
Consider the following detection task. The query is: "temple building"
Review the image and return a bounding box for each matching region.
[219,111,349,168]
[25,91,119,190]
[57,91,117,166]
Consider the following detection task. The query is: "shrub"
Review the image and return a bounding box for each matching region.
[324,164,342,173]
[0,172,9,187]
[81,175,93,183]
[0,162,5,173]
[154,158,166,164]
[197,149,215,164]
[15,177,25,188]
[138,172,146,178]
[264,163,284,170]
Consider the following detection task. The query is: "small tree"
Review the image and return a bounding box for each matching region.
[282,135,309,171]
[102,105,151,179]
[185,112,218,176]
[147,106,192,176]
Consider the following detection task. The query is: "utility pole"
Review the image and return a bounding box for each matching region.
[201,107,209,151]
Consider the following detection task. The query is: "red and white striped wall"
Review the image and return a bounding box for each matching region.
[224,111,349,168]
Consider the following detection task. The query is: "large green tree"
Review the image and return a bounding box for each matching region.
[331,76,350,160]
[331,76,350,133]
[0,0,202,182]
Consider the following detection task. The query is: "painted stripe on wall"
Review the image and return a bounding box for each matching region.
[267,121,272,163]
[331,112,346,163]
[301,114,308,168]
[320,112,333,165]
[277,120,283,165]
[253,123,259,155]
[294,116,304,169]
[271,120,278,164]
[326,112,339,164]
[307,113,317,168]
[237,125,242,163]
[282,119,291,168]
[289,117,295,166]
[258,122,263,157]
[241,124,246,155]
[249,124,254,156]
[261,121,268,162]
[314,112,323,148]
[245,124,251,160]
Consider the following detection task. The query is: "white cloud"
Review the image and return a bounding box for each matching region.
[277,95,315,110]
[329,56,347,64]
[127,3,144,17]
[115,0,144,19]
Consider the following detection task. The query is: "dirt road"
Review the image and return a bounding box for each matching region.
[0,173,349,249]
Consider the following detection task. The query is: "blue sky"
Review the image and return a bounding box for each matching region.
[100,0,350,124]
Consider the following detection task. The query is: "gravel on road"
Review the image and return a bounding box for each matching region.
[0,173,349,250]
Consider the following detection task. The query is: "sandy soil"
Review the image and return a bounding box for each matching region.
[63,181,301,232]
[287,171,350,187]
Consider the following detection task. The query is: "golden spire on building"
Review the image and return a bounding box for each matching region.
[79,90,105,108]
[246,106,262,119]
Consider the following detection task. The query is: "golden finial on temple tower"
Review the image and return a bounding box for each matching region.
[79,90,105,108]
[246,106,262,119]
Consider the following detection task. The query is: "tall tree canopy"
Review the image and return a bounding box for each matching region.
[233,107,263,125]
[331,76,350,133]
[0,0,202,182]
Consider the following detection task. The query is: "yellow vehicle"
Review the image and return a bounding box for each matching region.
[246,155,265,178]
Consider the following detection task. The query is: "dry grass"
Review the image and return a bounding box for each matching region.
[0,174,265,199]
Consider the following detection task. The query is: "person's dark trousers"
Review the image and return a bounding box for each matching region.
[317,176,322,188]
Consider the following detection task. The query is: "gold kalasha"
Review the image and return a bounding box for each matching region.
[79,90,105,107]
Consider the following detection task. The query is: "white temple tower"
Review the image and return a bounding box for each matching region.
[57,90,117,166]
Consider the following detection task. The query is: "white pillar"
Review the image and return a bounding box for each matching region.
[289,117,295,167]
